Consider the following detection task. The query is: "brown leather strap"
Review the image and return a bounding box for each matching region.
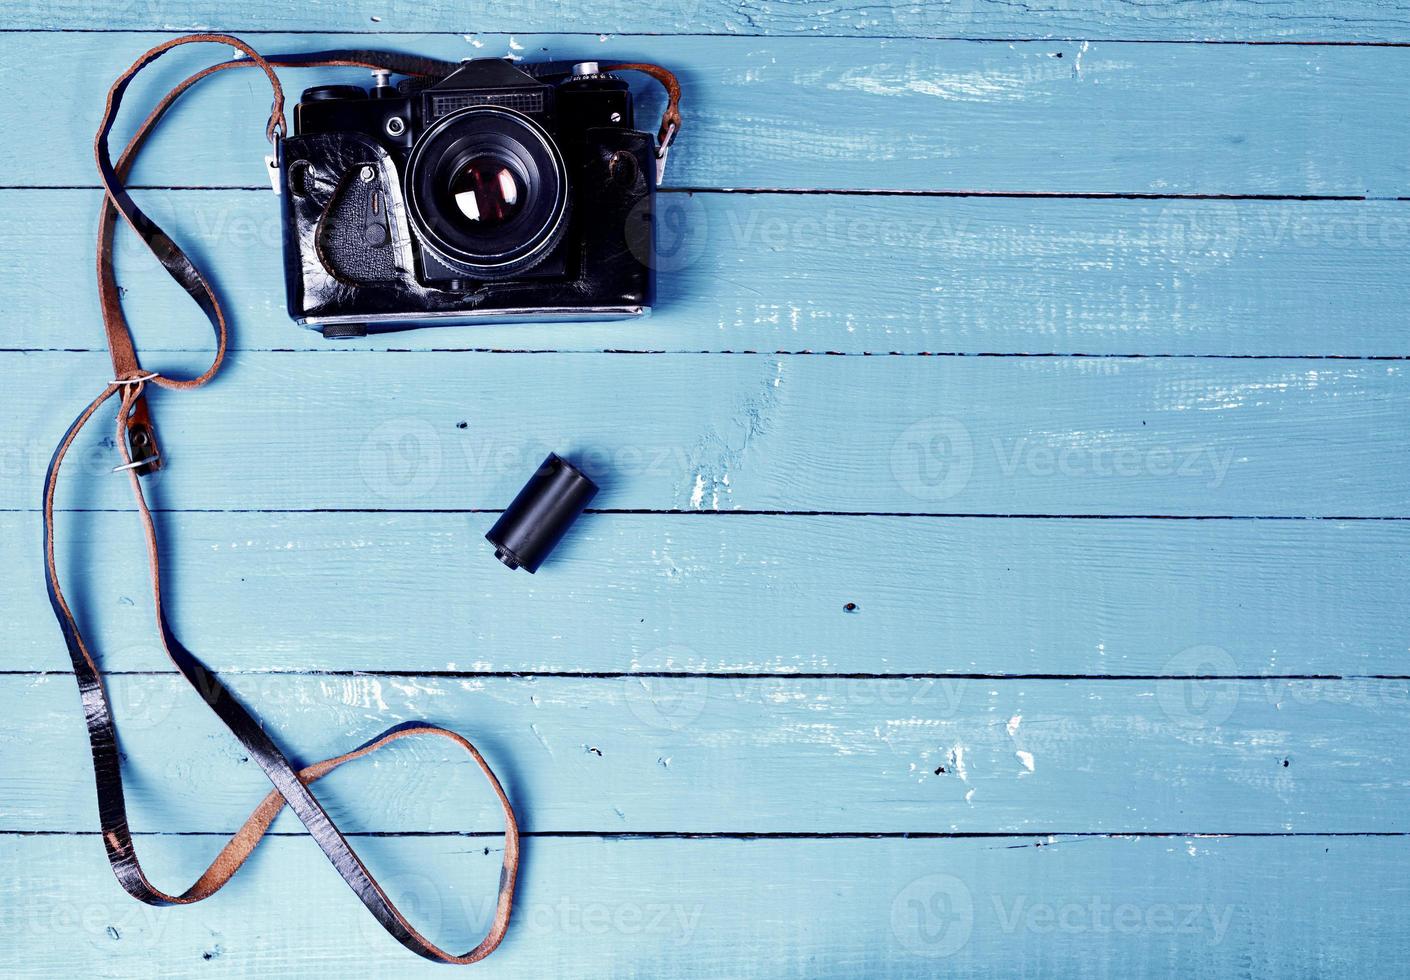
[96,44,462,470]
[605,62,683,151]
[49,34,533,963]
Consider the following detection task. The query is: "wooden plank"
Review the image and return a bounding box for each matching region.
[14,352,1410,516]
[11,189,1410,357]
[11,0,1410,42]
[2,834,1406,976]
[5,34,1410,194]
[7,511,1407,675]
[6,673,1408,833]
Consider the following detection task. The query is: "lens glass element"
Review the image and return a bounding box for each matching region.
[447,155,524,229]
[405,106,570,277]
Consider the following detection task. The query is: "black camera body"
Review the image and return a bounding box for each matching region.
[279,58,657,337]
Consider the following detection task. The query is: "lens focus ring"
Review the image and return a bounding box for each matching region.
[404,106,570,280]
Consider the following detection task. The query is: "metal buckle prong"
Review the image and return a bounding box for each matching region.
[655,121,678,185]
[113,453,161,474]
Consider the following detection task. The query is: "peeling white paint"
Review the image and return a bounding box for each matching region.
[950,744,968,782]
[530,723,554,757]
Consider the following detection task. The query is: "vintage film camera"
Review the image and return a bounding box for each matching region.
[280,58,664,336]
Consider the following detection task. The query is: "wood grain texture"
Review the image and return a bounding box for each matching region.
[7,511,1406,675]
[14,352,1410,516]
[5,672,1407,833]
[5,34,1410,194]
[9,189,1410,356]
[3,834,1407,977]
[12,0,1410,42]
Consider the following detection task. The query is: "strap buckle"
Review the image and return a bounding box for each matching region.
[265,138,283,195]
[120,394,162,476]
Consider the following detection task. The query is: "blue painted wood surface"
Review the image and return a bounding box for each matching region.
[9,513,1406,674]
[18,352,1410,515]
[2,0,1408,976]
[16,0,1410,41]
[10,190,1410,356]
[7,835,1408,976]
[6,673,1409,833]
[7,34,1410,195]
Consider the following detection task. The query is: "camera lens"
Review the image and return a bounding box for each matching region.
[447,155,524,228]
[405,107,570,279]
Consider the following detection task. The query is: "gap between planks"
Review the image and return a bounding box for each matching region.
[7,349,1410,360]
[0,184,1397,200]
[6,829,1409,839]
[12,509,1410,519]
[6,670,1409,680]
[14,28,1410,47]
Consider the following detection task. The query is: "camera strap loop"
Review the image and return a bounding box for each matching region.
[50,35,534,965]
[604,62,684,181]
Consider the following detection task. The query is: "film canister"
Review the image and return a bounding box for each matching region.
[486,453,599,572]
